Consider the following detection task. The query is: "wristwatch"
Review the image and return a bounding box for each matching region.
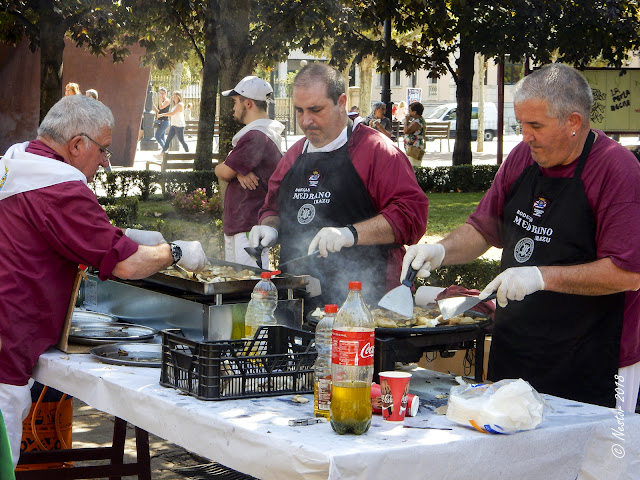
[169,243,182,265]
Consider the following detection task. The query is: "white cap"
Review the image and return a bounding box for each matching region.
[222,76,273,101]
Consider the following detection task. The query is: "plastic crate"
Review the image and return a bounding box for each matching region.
[160,326,317,400]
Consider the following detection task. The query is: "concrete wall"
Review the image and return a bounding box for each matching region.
[0,39,150,167]
[0,39,41,152]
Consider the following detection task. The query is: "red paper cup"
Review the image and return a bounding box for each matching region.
[378,371,412,422]
[371,383,419,417]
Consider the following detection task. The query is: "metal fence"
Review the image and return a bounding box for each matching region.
[150,72,293,133]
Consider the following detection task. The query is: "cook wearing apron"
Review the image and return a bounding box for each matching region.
[488,131,624,407]
[277,127,395,307]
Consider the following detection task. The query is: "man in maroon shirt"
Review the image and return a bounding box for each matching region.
[250,63,428,308]
[402,64,640,410]
[215,76,284,267]
[0,94,207,468]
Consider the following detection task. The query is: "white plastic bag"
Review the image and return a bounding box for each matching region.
[446,379,545,434]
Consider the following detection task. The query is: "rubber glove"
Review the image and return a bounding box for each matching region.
[249,225,279,248]
[479,266,545,308]
[172,240,207,273]
[400,244,445,281]
[308,227,354,257]
[124,228,166,246]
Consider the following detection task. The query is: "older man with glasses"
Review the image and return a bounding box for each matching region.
[0,94,207,469]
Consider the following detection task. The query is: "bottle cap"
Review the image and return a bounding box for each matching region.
[260,270,281,279]
[348,281,362,290]
[324,304,338,314]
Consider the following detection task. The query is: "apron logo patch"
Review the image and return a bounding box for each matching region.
[297,203,315,224]
[532,196,548,218]
[0,165,8,191]
[514,237,534,263]
[308,170,320,187]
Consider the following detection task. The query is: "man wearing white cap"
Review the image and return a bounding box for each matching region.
[215,76,285,267]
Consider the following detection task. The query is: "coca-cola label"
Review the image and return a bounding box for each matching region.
[331,329,375,366]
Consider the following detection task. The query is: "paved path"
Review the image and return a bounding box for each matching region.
[68,399,208,479]
[127,133,524,171]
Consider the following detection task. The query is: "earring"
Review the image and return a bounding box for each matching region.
[572,131,576,136]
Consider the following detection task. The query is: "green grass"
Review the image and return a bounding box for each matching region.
[425,192,484,237]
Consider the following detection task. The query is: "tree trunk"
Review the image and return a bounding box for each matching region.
[477,56,486,153]
[38,1,66,122]
[452,42,475,166]
[217,0,252,162]
[359,55,374,115]
[194,0,220,172]
[340,58,353,103]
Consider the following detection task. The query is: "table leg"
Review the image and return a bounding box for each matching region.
[16,416,151,480]
[134,427,151,480]
[108,417,127,480]
[474,332,485,382]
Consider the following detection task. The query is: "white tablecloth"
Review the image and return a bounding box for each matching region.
[33,350,640,480]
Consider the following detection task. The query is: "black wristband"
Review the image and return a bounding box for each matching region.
[169,242,182,265]
[346,224,358,245]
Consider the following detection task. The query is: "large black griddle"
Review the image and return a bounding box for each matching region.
[141,258,308,296]
[374,314,490,383]
[375,314,490,337]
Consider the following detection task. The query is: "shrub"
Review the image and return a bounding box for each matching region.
[420,258,502,291]
[98,196,139,227]
[171,188,222,220]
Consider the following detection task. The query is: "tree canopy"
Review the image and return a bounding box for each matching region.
[0,0,144,121]
[330,0,640,164]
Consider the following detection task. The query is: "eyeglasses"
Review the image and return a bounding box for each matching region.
[80,133,113,161]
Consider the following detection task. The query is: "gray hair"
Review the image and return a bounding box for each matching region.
[38,95,115,147]
[294,63,345,104]
[372,102,386,112]
[85,89,98,100]
[513,63,593,123]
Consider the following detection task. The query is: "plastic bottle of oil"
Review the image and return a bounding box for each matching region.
[330,281,375,435]
[244,271,279,339]
[314,304,337,419]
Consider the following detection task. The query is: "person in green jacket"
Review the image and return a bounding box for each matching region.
[0,337,16,479]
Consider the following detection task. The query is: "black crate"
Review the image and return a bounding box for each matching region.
[160,326,317,400]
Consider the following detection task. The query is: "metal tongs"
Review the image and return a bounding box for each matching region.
[244,247,320,271]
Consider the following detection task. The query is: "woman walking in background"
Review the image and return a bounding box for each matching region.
[395,100,407,122]
[65,82,80,96]
[404,102,425,167]
[155,91,189,158]
[153,87,171,150]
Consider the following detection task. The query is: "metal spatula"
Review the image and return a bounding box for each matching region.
[437,292,497,320]
[377,267,417,318]
[244,246,264,269]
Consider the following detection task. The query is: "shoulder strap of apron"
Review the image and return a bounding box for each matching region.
[573,130,595,179]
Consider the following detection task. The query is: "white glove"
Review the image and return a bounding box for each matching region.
[309,227,354,257]
[173,240,207,273]
[400,243,445,281]
[249,225,279,248]
[479,266,545,308]
[125,228,166,246]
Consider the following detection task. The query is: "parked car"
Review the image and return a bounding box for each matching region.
[426,102,498,141]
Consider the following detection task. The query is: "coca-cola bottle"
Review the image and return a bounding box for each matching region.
[330,281,375,435]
